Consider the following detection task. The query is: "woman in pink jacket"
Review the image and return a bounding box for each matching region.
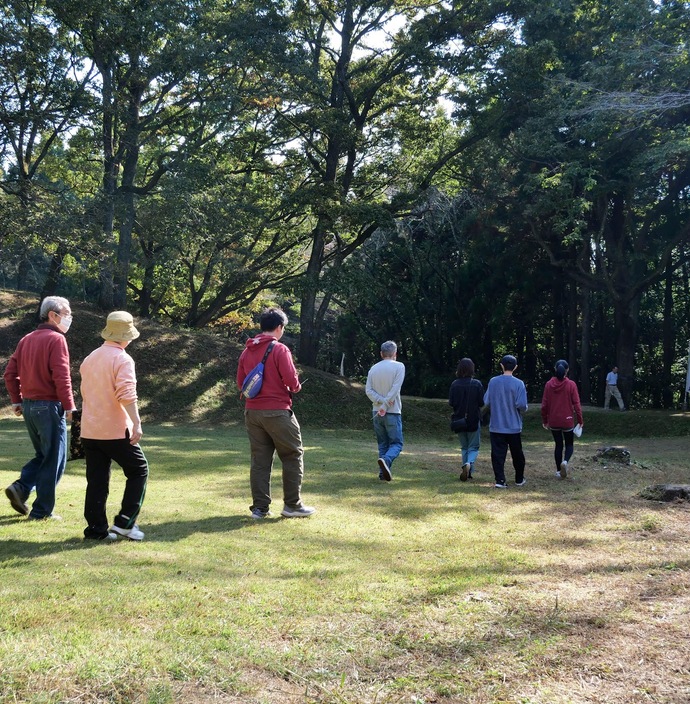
[541,360,583,479]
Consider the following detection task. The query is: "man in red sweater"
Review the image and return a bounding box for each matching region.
[4,296,77,520]
[236,308,315,519]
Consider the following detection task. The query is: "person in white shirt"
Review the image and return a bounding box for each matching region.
[604,365,625,410]
[365,341,405,481]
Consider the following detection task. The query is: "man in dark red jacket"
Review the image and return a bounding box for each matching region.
[236,308,315,519]
[4,296,77,520]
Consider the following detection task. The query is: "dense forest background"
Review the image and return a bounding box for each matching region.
[1,0,689,406]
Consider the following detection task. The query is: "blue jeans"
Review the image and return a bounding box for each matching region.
[373,412,403,471]
[17,400,67,518]
[458,428,481,470]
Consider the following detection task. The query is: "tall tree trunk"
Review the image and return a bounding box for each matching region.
[39,243,67,300]
[98,58,116,310]
[662,262,675,408]
[568,281,578,379]
[580,284,591,403]
[114,81,142,309]
[614,296,640,407]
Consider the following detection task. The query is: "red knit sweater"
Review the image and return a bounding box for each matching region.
[4,324,76,410]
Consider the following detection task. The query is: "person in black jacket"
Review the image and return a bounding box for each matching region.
[449,358,485,481]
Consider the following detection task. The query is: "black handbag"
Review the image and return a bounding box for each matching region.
[450,416,468,432]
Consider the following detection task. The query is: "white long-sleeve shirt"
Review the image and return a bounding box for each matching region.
[366,358,405,414]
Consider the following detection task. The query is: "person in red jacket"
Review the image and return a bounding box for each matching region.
[3,296,77,519]
[236,308,315,519]
[541,359,584,479]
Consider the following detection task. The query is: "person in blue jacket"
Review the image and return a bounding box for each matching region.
[483,355,528,488]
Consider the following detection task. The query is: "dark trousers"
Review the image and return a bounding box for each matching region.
[551,429,574,469]
[489,432,525,484]
[83,438,149,539]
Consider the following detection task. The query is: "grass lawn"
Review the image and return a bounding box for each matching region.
[0,410,689,704]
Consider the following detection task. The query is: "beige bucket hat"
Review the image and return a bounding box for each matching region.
[101,311,140,342]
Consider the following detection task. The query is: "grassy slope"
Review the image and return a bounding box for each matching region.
[2,290,690,439]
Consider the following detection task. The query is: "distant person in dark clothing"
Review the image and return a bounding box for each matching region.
[449,357,484,481]
[541,359,583,479]
[3,296,76,520]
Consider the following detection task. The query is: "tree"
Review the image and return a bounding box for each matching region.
[0,0,93,292]
[489,0,690,405]
[283,0,512,366]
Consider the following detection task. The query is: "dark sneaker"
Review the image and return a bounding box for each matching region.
[377,458,392,481]
[27,513,62,521]
[281,505,316,518]
[494,481,508,489]
[250,508,272,519]
[5,483,28,516]
[460,463,470,482]
[84,532,117,541]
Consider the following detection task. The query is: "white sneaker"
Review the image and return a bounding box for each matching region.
[281,505,316,518]
[559,461,568,479]
[111,524,145,541]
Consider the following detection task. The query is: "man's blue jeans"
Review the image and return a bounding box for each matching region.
[373,412,403,470]
[17,400,67,518]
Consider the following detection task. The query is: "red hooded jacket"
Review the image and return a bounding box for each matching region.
[236,333,301,410]
[541,377,583,429]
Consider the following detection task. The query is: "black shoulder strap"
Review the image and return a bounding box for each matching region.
[261,341,276,364]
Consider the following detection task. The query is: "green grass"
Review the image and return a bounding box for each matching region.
[1,417,689,703]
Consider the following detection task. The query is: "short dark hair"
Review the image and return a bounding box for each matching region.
[456,357,475,379]
[259,308,288,332]
[500,354,517,371]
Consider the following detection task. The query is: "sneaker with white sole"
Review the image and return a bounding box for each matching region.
[515,479,527,486]
[460,463,470,482]
[559,461,568,479]
[250,508,272,519]
[281,505,316,518]
[377,458,392,481]
[110,524,145,541]
[494,481,508,489]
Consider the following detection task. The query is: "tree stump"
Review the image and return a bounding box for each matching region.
[638,484,690,502]
[593,446,631,465]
